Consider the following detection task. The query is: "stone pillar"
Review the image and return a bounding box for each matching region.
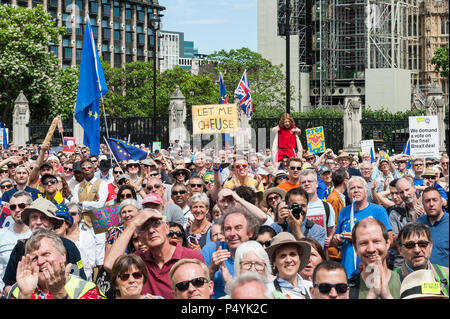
[12,91,30,146]
[73,105,84,146]
[234,99,251,153]
[343,81,362,154]
[425,82,446,154]
[168,86,188,146]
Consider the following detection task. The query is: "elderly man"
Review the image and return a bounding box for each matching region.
[395,222,449,296]
[417,187,449,268]
[169,259,214,299]
[331,176,392,278]
[348,218,401,299]
[2,198,86,296]
[395,177,425,222]
[360,161,384,203]
[104,208,204,299]
[226,272,271,299]
[201,207,261,298]
[8,230,104,299]
[335,152,361,178]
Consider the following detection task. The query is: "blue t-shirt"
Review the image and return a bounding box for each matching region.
[1,186,41,203]
[417,212,449,268]
[201,241,234,299]
[335,202,392,278]
[269,220,326,248]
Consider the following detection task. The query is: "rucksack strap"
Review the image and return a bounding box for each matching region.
[348,274,360,299]
[322,200,330,227]
[304,219,314,238]
[432,264,449,296]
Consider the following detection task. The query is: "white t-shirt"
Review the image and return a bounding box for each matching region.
[306,198,335,229]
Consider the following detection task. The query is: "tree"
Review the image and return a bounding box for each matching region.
[0,4,73,123]
[431,44,449,79]
[204,48,292,116]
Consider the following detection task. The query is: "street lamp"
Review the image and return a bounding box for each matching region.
[150,10,163,145]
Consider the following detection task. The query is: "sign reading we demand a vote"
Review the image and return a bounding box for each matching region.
[192,104,239,135]
[408,115,439,158]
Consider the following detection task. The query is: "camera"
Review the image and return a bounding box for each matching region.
[289,203,304,220]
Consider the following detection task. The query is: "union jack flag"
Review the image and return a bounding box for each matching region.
[219,72,228,104]
[234,70,253,118]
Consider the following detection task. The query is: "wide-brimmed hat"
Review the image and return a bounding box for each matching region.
[21,198,64,226]
[304,151,315,159]
[421,167,439,177]
[336,152,352,161]
[400,269,449,299]
[170,165,191,179]
[265,232,311,271]
[261,187,286,207]
[271,170,288,183]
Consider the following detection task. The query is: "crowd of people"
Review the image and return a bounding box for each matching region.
[0,114,448,300]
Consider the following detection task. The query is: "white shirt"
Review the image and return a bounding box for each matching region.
[72,177,109,212]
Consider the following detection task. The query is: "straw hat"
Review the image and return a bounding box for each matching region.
[271,169,288,183]
[261,187,286,207]
[265,232,311,271]
[400,269,449,299]
[170,165,191,179]
[336,152,352,161]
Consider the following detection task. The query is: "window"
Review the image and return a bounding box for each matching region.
[64,47,72,60]
[126,32,132,43]
[90,1,98,14]
[103,28,111,40]
[125,9,132,19]
[114,6,120,18]
[114,30,121,41]
[442,17,449,35]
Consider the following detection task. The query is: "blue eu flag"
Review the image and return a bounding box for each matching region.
[106,138,147,161]
[75,17,108,156]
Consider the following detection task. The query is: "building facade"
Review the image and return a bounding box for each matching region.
[2,0,165,69]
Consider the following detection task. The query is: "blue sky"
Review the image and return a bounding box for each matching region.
[159,0,257,55]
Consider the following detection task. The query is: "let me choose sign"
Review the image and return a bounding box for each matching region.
[192,104,238,134]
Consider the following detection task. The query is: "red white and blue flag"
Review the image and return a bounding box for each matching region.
[219,72,228,104]
[234,70,253,118]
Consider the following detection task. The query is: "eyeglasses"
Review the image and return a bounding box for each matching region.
[127,164,140,168]
[277,175,287,180]
[396,161,407,164]
[172,190,187,195]
[235,164,248,169]
[149,172,159,177]
[168,230,184,237]
[205,180,214,184]
[190,184,203,188]
[402,240,430,249]
[175,277,208,292]
[314,283,348,294]
[289,166,302,171]
[119,193,133,200]
[10,203,27,211]
[0,170,8,174]
[175,171,186,176]
[7,164,18,168]
[118,179,128,185]
[81,165,93,170]
[423,176,436,180]
[267,195,280,201]
[240,261,266,271]
[258,240,272,248]
[147,184,161,191]
[118,271,144,281]
[113,170,121,175]
[414,163,423,167]
[0,184,13,189]
[63,167,73,172]
[42,179,58,186]
[143,219,163,229]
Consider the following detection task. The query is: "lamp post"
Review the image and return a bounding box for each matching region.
[150,10,162,144]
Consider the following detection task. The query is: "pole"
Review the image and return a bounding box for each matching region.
[103,136,126,175]
[100,95,109,140]
[285,0,291,114]
[152,34,157,145]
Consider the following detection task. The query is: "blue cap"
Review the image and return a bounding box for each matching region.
[55,204,73,228]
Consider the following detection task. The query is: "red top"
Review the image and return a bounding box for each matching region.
[134,241,205,299]
[277,125,297,161]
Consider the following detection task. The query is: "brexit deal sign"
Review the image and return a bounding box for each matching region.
[192,104,238,135]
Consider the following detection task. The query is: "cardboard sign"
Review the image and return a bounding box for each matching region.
[86,204,121,234]
[192,104,238,134]
[63,137,76,153]
[0,203,13,229]
[306,126,326,154]
[408,116,439,158]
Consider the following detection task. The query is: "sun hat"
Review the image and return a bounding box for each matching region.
[21,198,64,226]
[271,170,288,183]
[261,187,286,208]
[265,232,311,271]
[400,269,449,299]
[169,165,191,179]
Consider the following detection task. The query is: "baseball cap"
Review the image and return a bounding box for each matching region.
[142,193,164,205]
[55,204,73,228]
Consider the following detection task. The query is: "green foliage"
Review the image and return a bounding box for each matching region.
[0,4,69,122]
[431,44,449,79]
[362,107,425,120]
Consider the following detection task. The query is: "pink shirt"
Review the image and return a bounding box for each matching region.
[134,241,205,299]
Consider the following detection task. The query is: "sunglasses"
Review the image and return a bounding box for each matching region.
[267,195,280,201]
[0,184,13,189]
[118,179,128,185]
[289,166,302,171]
[119,193,133,199]
[113,170,121,175]
[423,176,436,180]
[277,175,287,180]
[175,171,186,176]
[7,164,18,168]
[143,219,163,229]
[147,184,161,191]
[42,179,58,186]
[118,271,143,281]
[190,184,203,188]
[235,164,248,169]
[175,277,208,292]
[258,240,272,248]
[149,172,159,177]
[314,283,348,294]
[168,230,184,237]
[402,240,430,249]
[63,167,73,172]
[81,165,93,170]
[172,190,187,195]
[10,203,27,211]
[0,170,8,174]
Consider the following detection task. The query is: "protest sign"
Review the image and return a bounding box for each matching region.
[0,203,13,229]
[360,139,375,156]
[408,116,439,158]
[152,141,161,153]
[86,204,121,234]
[63,137,76,153]
[306,126,326,154]
[192,104,238,134]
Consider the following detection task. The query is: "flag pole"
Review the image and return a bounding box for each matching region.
[100,95,109,140]
[103,136,125,175]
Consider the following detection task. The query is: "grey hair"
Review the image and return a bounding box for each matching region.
[66,202,82,216]
[346,176,368,193]
[135,208,163,235]
[0,178,13,185]
[225,272,273,299]
[190,192,210,209]
[299,169,317,180]
[233,241,272,279]
[25,229,66,256]
[119,198,140,213]
[11,190,33,205]
[220,206,261,240]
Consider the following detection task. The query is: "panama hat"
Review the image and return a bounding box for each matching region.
[265,232,311,271]
[170,165,191,179]
[336,152,353,161]
[400,269,448,299]
[261,187,286,207]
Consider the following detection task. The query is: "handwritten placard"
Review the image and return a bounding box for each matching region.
[0,203,13,229]
[86,204,121,234]
[192,104,238,134]
[306,126,326,154]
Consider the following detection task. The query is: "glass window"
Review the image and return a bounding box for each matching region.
[114,6,120,18]
[90,1,98,14]
[114,30,121,41]
[64,47,72,59]
[125,9,132,20]
[103,28,111,40]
